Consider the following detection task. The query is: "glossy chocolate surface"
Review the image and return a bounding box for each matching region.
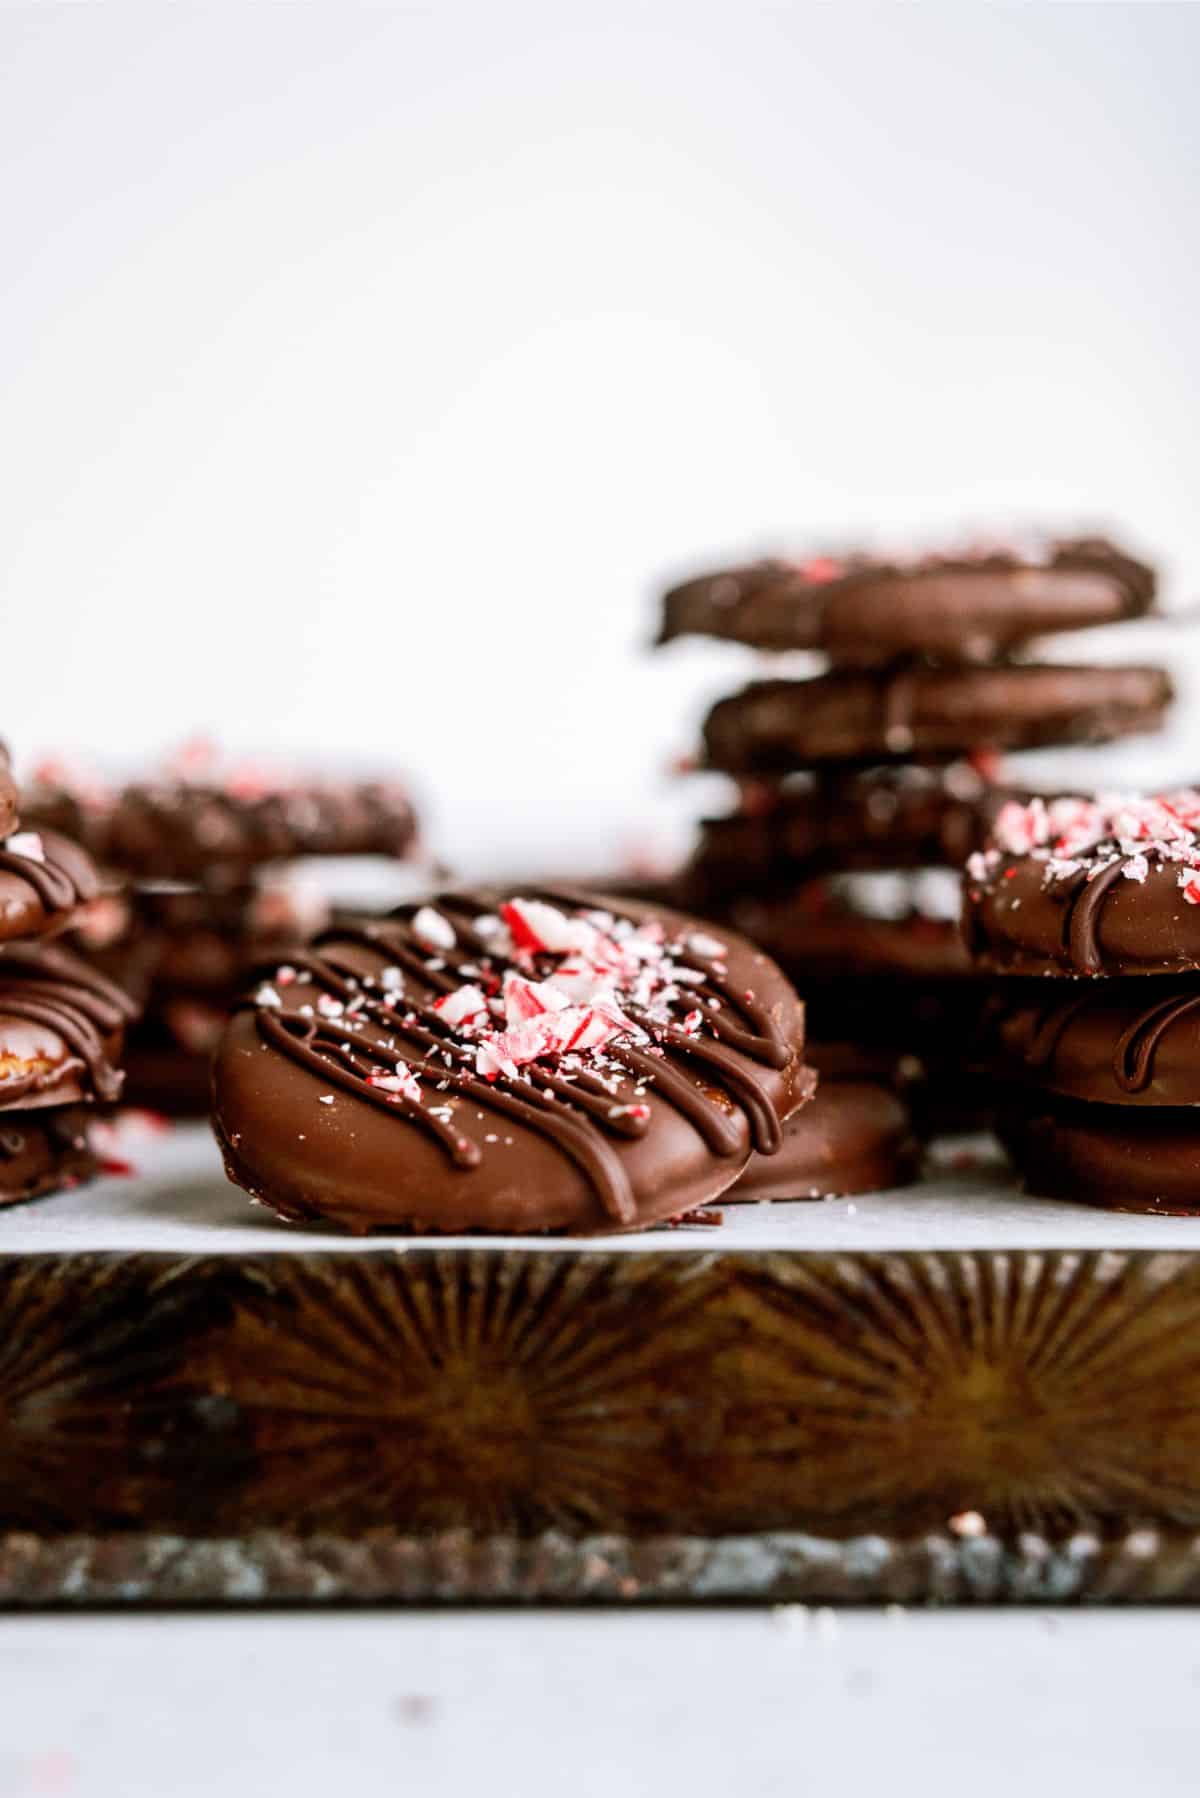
[0,942,138,1110]
[731,1066,919,1201]
[978,980,1200,1108]
[964,791,1200,976]
[0,829,100,945]
[213,889,813,1235]
[999,1097,1200,1216]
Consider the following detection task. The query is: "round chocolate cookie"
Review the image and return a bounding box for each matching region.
[0,942,138,1110]
[0,1106,97,1207]
[702,665,1173,772]
[24,767,418,885]
[659,537,1155,663]
[964,791,1200,976]
[730,1049,920,1201]
[721,871,971,981]
[998,1097,1200,1216]
[978,979,1200,1108]
[212,890,814,1235]
[0,828,100,945]
[685,764,1007,902]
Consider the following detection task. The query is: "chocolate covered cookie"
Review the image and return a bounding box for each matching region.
[25,764,419,885]
[977,978,1200,1108]
[0,829,100,945]
[0,942,138,1110]
[964,791,1200,976]
[659,537,1155,663]
[702,665,1172,772]
[0,1106,97,1207]
[998,1099,1200,1216]
[213,890,814,1235]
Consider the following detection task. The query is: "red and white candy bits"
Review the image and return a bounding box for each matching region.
[968,791,1200,901]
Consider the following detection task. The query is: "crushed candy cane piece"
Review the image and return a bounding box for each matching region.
[4,832,45,863]
[434,984,489,1028]
[412,906,456,951]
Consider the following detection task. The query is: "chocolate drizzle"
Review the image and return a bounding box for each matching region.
[241,893,799,1225]
[1064,857,1131,973]
[0,944,137,1105]
[1112,992,1200,1093]
[0,833,96,918]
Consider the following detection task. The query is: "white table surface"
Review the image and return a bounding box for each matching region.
[0,1608,1198,1798]
[4,1119,1200,1254]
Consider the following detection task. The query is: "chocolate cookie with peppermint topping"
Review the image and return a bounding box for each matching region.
[212,889,814,1235]
[658,537,1155,665]
[0,828,101,945]
[702,664,1172,772]
[23,759,419,886]
[963,791,1200,976]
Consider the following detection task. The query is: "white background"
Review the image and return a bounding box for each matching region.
[2,2,1198,875]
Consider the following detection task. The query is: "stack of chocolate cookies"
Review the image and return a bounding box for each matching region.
[24,753,420,1114]
[660,537,1171,1179]
[964,792,1200,1214]
[0,752,139,1204]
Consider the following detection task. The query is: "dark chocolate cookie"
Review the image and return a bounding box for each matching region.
[659,537,1155,663]
[963,791,1200,976]
[977,978,1200,1109]
[702,665,1173,772]
[998,1097,1200,1216]
[24,767,418,885]
[0,1106,97,1207]
[212,889,814,1235]
[0,828,100,945]
[0,942,138,1110]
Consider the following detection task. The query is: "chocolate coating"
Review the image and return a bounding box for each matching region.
[964,792,1200,976]
[25,774,418,885]
[212,889,813,1236]
[978,980,1200,1108]
[702,665,1173,772]
[0,1106,97,1207]
[659,538,1155,663]
[0,942,139,1110]
[998,1097,1200,1216]
[686,766,1008,902]
[730,1059,920,1201]
[969,859,1200,977]
[0,829,100,945]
